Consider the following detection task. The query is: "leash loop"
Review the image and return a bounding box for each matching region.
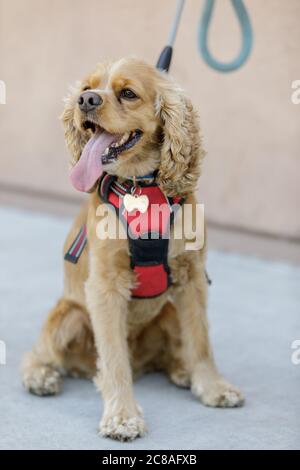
[198,0,253,72]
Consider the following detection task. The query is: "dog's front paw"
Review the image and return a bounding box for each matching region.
[193,379,244,408]
[22,353,62,396]
[99,413,147,442]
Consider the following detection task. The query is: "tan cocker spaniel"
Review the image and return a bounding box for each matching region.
[22,57,244,441]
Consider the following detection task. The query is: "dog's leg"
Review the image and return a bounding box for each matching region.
[174,267,244,408]
[85,262,146,442]
[155,302,191,388]
[22,299,95,396]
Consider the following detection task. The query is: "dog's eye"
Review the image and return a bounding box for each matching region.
[120,89,138,100]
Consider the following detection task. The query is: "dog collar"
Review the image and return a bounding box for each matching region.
[118,171,158,186]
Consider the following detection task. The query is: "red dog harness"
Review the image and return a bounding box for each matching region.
[65,173,184,299]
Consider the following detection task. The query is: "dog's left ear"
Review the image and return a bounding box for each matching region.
[156,80,205,196]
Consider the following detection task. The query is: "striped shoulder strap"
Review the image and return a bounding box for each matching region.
[64,224,87,264]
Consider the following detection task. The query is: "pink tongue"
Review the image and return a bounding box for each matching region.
[69,131,119,192]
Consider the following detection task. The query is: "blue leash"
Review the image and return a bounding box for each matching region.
[157,0,253,73]
[198,0,253,72]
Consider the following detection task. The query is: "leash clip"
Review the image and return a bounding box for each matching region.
[131,176,142,196]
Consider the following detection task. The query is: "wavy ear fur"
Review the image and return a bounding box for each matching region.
[60,82,89,166]
[156,80,205,197]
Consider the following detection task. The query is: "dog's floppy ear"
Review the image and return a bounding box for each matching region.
[60,83,89,166]
[156,80,205,196]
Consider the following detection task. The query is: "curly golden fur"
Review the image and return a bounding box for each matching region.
[22,57,244,442]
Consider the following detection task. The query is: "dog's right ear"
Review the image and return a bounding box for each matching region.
[60,82,89,166]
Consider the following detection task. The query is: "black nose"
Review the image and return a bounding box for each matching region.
[78,91,102,112]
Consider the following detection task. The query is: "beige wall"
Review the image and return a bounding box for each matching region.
[0,0,299,239]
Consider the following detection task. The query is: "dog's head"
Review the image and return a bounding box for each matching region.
[61,57,204,196]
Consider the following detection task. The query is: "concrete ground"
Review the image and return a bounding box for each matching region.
[0,207,299,450]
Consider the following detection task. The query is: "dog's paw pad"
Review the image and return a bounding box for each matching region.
[99,414,147,441]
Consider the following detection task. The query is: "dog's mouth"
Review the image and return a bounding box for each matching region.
[83,120,143,165]
[69,120,143,192]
